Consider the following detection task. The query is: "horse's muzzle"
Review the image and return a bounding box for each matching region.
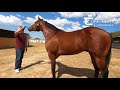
[27,27,31,31]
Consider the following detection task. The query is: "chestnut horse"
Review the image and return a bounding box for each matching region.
[28,17,112,78]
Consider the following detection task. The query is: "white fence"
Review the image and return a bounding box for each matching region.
[29,39,45,43]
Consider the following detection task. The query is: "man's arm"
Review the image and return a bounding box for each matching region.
[25,35,28,52]
[14,26,26,36]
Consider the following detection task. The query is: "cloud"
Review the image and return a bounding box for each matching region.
[81,12,120,27]
[46,17,71,29]
[59,12,85,18]
[23,17,36,24]
[16,14,25,18]
[112,18,120,24]
[46,17,82,31]
[59,12,97,18]
[0,14,23,26]
[24,12,120,32]
[93,12,120,24]
[66,22,82,32]
[24,15,43,24]
[59,12,120,24]
[24,15,82,31]
[94,12,120,20]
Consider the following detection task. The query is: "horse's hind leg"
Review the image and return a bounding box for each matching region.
[95,56,109,78]
[89,53,99,78]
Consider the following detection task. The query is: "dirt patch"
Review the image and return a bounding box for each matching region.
[0,43,120,78]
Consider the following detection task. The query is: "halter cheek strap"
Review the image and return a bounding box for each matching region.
[37,23,40,26]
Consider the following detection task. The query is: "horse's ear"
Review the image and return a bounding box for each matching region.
[38,17,40,20]
[38,17,43,21]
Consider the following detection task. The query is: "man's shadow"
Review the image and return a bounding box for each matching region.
[22,60,45,70]
[56,62,101,78]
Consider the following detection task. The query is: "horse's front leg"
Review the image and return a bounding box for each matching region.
[48,53,57,78]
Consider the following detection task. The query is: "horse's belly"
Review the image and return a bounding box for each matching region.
[58,49,84,55]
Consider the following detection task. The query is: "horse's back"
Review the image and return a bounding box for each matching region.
[83,27,109,36]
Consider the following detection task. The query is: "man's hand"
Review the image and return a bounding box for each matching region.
[14,26,26,36]
[25,47,27,53]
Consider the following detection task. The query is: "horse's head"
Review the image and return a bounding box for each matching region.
[28,17,44,32]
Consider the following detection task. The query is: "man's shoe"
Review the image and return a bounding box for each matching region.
[15,68,20,73]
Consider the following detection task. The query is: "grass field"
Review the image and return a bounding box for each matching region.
[0,43,120,78]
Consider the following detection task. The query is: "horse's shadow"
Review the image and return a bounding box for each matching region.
[56,62,99,78]
[21,60,101,78]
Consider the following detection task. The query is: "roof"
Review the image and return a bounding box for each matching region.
[112,36,120,40]
[0,28,30,38]
[0,29,15,38]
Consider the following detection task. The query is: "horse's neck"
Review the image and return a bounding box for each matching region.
[42,25,58,40]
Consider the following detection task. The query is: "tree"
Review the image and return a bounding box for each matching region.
[111,31,120,38]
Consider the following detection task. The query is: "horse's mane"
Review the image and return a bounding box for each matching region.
[44,21,63,31]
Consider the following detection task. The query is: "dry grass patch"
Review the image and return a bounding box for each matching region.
[0,43,120,78]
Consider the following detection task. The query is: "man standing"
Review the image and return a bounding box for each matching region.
[14,26,27,73]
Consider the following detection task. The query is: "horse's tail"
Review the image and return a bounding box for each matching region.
[106,33,112,67]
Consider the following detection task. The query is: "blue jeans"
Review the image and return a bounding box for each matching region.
[15,48,25,69]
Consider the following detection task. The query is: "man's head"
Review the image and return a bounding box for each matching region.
[18,26,22,29]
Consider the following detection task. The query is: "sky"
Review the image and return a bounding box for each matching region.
[0,12,120,39]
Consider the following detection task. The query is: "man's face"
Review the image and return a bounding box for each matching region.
[21,30,24,33]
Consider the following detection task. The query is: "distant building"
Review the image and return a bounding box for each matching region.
[0,28,30,49]
[112,36,120,49]
[40,39,45,43]
[29,38,45,43]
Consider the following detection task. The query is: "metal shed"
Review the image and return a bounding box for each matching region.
[0,28,30,49]
[112,36,120,49]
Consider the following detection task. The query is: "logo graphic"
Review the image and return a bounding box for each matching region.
[83,15,114,27]
[83,15,93,26]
